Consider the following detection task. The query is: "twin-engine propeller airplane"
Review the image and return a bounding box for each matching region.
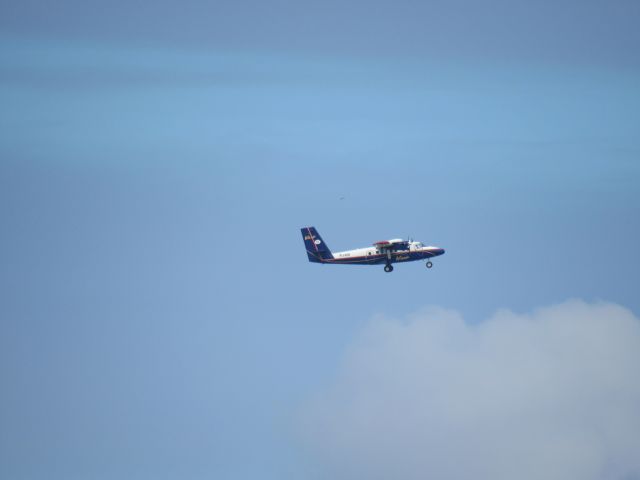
[301,226,445,273]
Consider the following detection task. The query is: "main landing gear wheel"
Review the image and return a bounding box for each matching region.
[426,261,433,269]
[384,264,394,273]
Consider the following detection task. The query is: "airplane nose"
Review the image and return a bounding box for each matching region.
[436,247,445,256]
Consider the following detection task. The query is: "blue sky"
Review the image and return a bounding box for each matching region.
[1,1,640,479]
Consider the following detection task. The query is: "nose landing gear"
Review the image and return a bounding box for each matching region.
[426,261,433,269]
[384,264,394,273]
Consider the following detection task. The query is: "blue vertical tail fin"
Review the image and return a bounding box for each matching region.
[301,226,333,263]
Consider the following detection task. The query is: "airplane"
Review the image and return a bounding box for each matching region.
[301,226,445,273]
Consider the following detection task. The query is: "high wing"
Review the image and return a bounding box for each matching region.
[373,239,410,251]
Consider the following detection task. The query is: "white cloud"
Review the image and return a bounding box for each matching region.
[299,300,640,480]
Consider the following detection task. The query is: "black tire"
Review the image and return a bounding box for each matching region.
[384,264,394,273]
[426,261,433,269]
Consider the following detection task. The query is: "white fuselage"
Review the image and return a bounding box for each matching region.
[332,241,440,261]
